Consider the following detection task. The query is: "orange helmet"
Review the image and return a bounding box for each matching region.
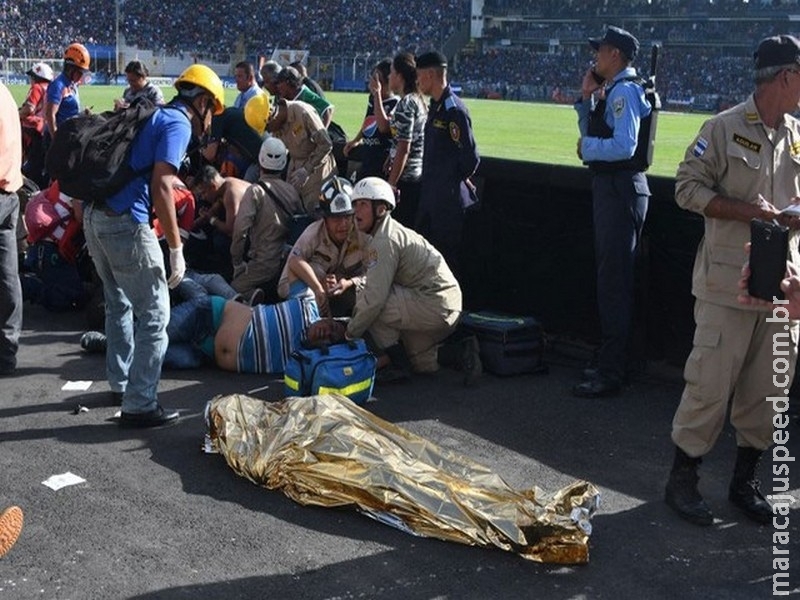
[64,43,90,70]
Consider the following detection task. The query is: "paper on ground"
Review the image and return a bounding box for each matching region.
[42,472,86,491]
[62,381,93,391]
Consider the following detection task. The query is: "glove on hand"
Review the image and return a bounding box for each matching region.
[167,244,186,289]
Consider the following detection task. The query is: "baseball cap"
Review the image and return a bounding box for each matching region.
[754,35,800,69]
[416,51,448,69]
[589,26,639,61]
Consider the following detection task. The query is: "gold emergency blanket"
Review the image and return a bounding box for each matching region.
[206,393,600,563]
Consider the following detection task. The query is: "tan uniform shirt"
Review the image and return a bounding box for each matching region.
[277,219,370,298]
[230,176,304,293]
[346,214,462,339]
[274,100,336,213]
[675,94,800,309]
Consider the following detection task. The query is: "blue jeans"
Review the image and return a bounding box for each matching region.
[0,191,21,372]
[176,269,236,301]
[83,204,170,413]
[164,295,215,369]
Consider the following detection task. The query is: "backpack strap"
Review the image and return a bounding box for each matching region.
[257,181,294,218]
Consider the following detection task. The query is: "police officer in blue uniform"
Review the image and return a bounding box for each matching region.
[573,26,651,398]
[415,51,480,280]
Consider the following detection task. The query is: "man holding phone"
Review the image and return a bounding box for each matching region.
[665,35,800,526]
[573,26,651,399]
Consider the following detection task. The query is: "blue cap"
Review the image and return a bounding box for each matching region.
[589,26,639,61]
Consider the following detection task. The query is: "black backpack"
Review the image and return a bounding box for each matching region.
[45,100,158,203]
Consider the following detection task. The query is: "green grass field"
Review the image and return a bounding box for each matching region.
[9,84,711,178]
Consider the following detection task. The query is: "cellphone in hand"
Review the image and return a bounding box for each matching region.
[591,69,605,85]
[748,219,789,301]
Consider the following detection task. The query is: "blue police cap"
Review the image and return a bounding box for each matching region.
[589,26,639,61]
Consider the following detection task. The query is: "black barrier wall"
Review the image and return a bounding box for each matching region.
[462,157,704,367]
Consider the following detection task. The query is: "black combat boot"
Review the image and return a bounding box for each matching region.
[729,446,772,525]
[377,343,411,384]
[665,446,714,526]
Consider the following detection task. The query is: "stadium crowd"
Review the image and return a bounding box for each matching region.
[0,0,792,107]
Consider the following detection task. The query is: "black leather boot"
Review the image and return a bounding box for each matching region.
[665,447,714,526]
[377,343,411,384]
[729,446,772,525]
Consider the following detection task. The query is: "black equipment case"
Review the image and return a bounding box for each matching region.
[459,311,548,376]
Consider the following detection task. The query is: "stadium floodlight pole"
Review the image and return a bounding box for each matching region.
[115,0,120,77]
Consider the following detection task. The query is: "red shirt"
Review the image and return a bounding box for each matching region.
[21,82,47,133]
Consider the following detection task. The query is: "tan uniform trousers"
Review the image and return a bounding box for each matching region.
[367,284,459,373]
[672,299,798,457]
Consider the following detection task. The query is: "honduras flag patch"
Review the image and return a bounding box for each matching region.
[692,137,708,157]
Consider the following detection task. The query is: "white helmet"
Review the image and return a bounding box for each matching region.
[258,136,288,171]
[352,176,395,210]
[27,62,54,82]
[320,177,354,216]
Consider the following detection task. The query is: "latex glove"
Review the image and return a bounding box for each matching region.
[289,167,309,189]
[167,244,186,289]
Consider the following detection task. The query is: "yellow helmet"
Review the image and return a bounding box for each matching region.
[174,64,225,115]
[64,43,90,70]
[244,92,272,135]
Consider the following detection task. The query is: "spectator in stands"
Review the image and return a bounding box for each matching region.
[233,61,261,110]
[114,60,165,110]
[343,58,399,181]
[275,66,334,127]
[267,97,336,213]
[415,50,479,280]
[572,27,651,399]
[229,137,305,303]
[278,176,370,318]
[19,62,54,188]
[374,52,426,228]
[665,34,800,527]
[290,60,326,98]
[45,43,90,138]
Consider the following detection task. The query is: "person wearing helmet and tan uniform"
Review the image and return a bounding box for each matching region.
[44,43,91,139]
[277,176,370,318]
[230,136,305,303]
[308,177,462,377]
[262,97,336,214]
[82,64,225,428]
[19,61,54,187]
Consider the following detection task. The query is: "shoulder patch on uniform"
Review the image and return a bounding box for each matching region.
[692,136,708,157]
[612,96,625,118]
[733,133,761,153]
[444,96,457,110]
[791,141,800,156]
[449,122,461,143]
[366,249,378,269]
[745,112,759,122]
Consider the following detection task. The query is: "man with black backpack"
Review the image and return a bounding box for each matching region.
[573,26,652,399]
[81,64,225,428]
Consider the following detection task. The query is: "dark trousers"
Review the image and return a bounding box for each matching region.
[0,191,22,372]
[591,171,649,382]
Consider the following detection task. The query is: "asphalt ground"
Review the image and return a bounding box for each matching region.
[1,302,798,599]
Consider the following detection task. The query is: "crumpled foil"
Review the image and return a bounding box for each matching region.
[206,393,600,564]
